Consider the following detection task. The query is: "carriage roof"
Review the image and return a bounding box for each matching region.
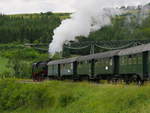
[48,57,78,65]
[48,43,150,65]
[77,50,120,61]
[119,43,150,56]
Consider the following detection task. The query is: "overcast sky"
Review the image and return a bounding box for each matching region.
[0,0,75,14]
[0,0,149,14]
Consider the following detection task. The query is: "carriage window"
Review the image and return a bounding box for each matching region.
[136,55,138,64]
[80,62,83,65]
[128,55,132,58]
[104,59,106,65]
[122,56,125,65]
[128,55,133,65]
[104,59,107,65]
[149,52,150,61]
[106,59,108,65]
[103,59,106,65]
[100,59,103,65]
[105,58,108,65]
[126,56,128,64]
[106,59,109,65]
[138,55,142,64]
[85,61,88,64]
[52,65,55,72]
[88,60,92,63]
[71,63,73,69]
[98,59,101,64]
[95,59,98,63]
[120,57,122,65]
[123,56,127,65]
[133,55,137,64]
[109,58,112,66]
[121,57,124,65]
[123,57,126,65]
[135,55,137,64]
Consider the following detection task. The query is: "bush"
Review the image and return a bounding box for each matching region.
[59,93,76,107]
[0,47,49,79]
[0,79,55,112]
[1,79,150,113]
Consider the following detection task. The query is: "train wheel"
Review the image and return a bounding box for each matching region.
[136,79,144,86]
[124,79,131,85]
[60,77,64,81]
[107,79,112,84]
[111,78,118,84]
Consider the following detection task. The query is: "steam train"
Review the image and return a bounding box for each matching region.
[32,43,150,84]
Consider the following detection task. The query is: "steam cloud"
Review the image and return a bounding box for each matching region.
[49,0,150,55]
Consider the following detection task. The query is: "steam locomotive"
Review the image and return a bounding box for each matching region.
[32,43,150,84]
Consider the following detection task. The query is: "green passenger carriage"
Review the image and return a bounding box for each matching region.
[48,57,77,79]
[33,43,150,84]
[91,50,120,80]
[118,44,150,83]
[76,50,120,80]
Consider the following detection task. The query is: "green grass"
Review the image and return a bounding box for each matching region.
[0,57,9,73]
[1,79,150,113]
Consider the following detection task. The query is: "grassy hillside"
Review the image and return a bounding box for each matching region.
[0,57,9,74]
[1,79,150,113]
[0,44,49,78]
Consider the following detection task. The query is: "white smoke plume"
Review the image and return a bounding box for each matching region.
[49,0,150,55]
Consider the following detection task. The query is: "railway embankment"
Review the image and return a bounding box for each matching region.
[1,79,150,113]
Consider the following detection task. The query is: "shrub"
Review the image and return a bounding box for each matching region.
[59,93,75,107]
[0,79,55,112]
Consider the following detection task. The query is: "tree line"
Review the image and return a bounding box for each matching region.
[0,12,150,44]
[0,12,63,43]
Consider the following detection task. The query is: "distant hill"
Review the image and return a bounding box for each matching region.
[0,12,70,43]
[85,7,150,42]
[0,8,150,44]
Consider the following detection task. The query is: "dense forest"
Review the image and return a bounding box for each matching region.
[0,10,150,44]
[0,12,69,43]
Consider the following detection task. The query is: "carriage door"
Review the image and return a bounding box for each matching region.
[143,51,148,79]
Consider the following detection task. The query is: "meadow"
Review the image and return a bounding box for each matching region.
[1,79,150,113]
[0,57,9,73]
[0,57,13,78]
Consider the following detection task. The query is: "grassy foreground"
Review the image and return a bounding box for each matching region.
[1,79,150,113]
